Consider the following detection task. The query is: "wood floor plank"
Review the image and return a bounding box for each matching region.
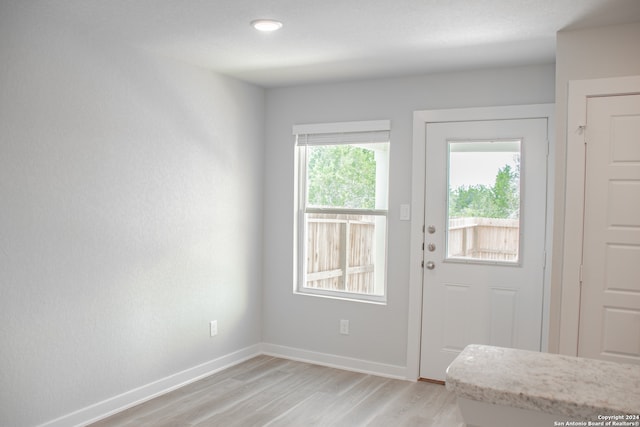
[303,375,391,426]
[366,381,464,427]
[89,356,465,427]
[263,367,373,426]
[126,378,244,427]
[193,360,327,426]
[89,356,277,427]
[117,358,290,427]
[155,366,297,426]
[211,364,353,427]
[333,377,414,426]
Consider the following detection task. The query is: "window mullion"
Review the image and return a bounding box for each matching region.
[342,220,351,291]
[305,207,388,216]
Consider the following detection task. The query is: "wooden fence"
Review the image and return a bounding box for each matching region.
[305,214,375,294]
[448,217,519,261]
[305,216,519,294]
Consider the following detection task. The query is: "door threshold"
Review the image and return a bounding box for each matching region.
[418,377,445,385]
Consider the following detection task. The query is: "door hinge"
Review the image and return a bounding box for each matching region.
[578,125,587,144]
[421,260,424,268]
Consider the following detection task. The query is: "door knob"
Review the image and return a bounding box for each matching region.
[425,261,435,270]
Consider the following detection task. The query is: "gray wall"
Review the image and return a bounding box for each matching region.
[262,64,556,368]
[0,2,564,424]
[549,21,640,352]
[0,3,264,426]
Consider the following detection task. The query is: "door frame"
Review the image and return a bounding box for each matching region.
[407,104,555,380]
[559,76,640,356]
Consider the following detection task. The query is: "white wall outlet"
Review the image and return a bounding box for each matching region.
[210,320,218,337]
[340,319,349,335]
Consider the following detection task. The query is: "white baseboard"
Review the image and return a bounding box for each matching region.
[38,344,262,427]
[39,342,408,427]
[260,343,408,380]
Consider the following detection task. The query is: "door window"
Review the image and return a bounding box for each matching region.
[446,140,521,263]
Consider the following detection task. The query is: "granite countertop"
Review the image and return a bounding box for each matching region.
[445,344,640,419]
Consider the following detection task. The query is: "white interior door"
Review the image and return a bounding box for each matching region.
[419,118,549,381]
[578,94,640,364]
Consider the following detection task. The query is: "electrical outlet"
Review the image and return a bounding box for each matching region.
[340,319,349,335]
[210,320,218,337]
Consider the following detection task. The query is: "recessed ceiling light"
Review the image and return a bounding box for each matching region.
[251,19,283,32]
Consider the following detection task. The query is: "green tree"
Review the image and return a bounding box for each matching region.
[449,163,519,219]
[449,184,494,217]
[307,145,376,209]
[491,164,519,218]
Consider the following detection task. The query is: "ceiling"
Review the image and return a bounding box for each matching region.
[45,0,640,87]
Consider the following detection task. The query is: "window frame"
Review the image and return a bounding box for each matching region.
[293,120,390,304]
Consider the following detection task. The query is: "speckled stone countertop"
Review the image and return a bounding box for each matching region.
[445,344,640,419]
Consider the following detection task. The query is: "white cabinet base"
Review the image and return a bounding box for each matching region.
[457,397,571,427]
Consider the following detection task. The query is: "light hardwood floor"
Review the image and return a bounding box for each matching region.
[89,355,465,427]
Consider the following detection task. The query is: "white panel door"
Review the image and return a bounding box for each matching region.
[419,118,548,381]
[578,94,640,364]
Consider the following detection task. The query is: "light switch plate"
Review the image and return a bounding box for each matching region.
[210,320,218,337]
[400,204,411,221]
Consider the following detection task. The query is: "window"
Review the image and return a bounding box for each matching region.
[447,140,521,263]
[293,121,390,303]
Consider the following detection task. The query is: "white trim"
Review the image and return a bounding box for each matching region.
[292,120,390,135]
[559,75,640,356]
[408,104,555,380]
[260,343,408,380]
[38,344,262,427]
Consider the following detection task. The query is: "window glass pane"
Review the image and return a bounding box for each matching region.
[304,213,385,296]
[306,143,388,210]
[447,140,521,263]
